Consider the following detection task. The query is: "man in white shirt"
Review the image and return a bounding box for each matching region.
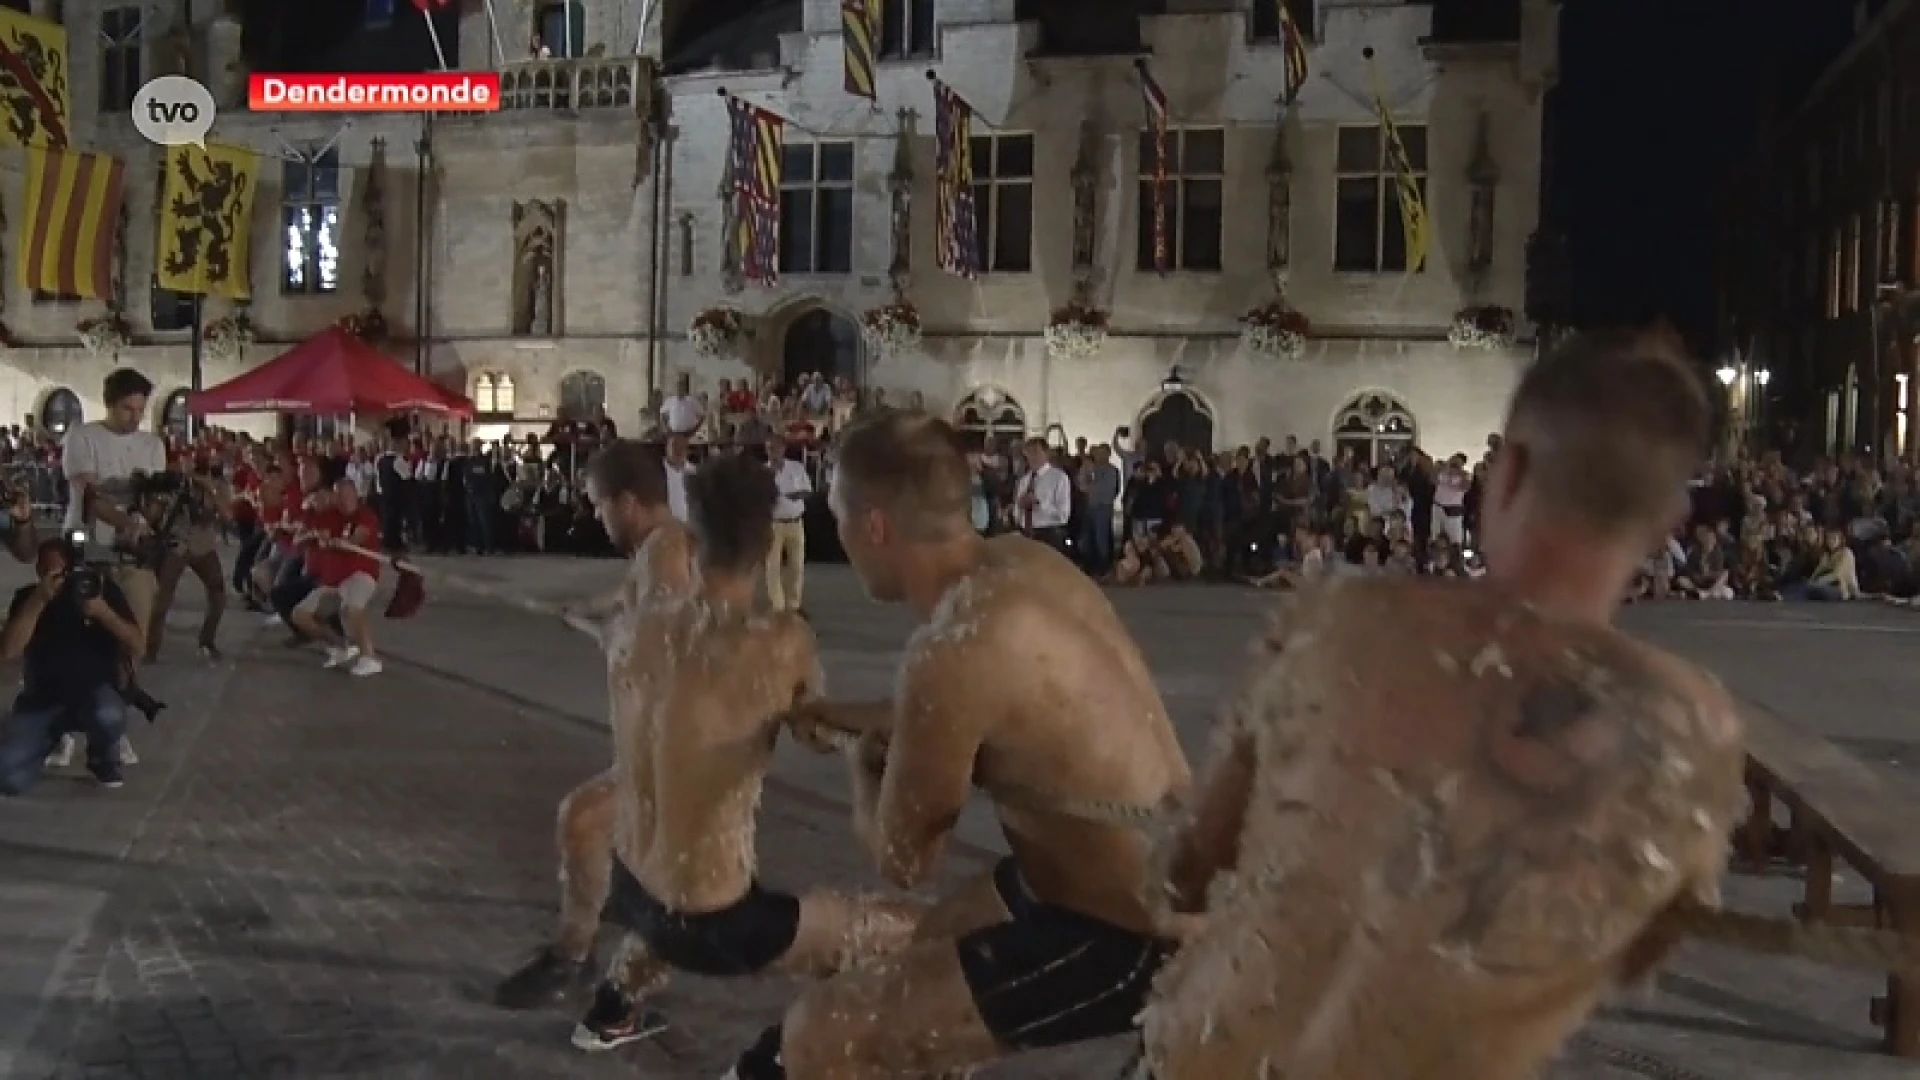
[53,368,168,769]
[763,434,812,615]
[663,434,694,523]
[1015,438,1072,554]
[1432,452,1471,546]
[659,375,704,438]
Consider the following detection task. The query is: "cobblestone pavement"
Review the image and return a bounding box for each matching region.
[3,556,1920,1078]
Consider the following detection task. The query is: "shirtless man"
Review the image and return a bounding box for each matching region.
[1141,330,1748,1080]
[730,409,1191,1080]
[494,440,695,1028]
[592,450,922,1056]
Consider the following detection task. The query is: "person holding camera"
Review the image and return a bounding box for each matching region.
[0,539,145,793]
[51,368,165,770]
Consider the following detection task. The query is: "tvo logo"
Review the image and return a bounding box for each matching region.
[131,76,216,148]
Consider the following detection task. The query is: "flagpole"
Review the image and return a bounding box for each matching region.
[184,0,203,441]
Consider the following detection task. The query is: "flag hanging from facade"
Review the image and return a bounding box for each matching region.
[157,143,261,298]
[726,95,783,286]
[841,0,880,101]
[0,8,69,148]
[1367,62,1427,273]
[932,77,980,278]
[1278,0,1309,105]
[20,148,122,299]
[1138,62,1170,274]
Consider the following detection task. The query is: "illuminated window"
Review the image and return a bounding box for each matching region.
[1332,392,1416,468]
[282,147,341,295]
[474,372,515,418]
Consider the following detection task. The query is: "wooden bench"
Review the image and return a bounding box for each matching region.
[1735,704,1920,1056]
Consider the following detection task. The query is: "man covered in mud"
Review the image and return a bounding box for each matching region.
[1140,329,1747,1080]
[728,409,1191,1080]
[587,449,924,1053]
[494,439,695,1033]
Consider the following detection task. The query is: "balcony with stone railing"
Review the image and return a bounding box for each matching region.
[498,54,656,113]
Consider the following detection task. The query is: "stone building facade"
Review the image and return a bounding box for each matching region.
[0,0,1555,461]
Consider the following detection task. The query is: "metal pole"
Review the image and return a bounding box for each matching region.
[655,121,674,391]
[642,104,665,395]
[414,112,432,376]
[187,294,203,440]
[563,0,573,56]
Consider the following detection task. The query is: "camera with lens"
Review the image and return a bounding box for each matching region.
[66,565,101,603]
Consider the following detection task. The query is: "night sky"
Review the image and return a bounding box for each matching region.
[1551,0,1854,348]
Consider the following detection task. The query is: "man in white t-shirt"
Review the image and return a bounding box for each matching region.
[659,375,704,438]
[50,368,167,769]
[763,433,812,614]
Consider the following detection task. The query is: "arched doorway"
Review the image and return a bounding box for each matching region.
[158,389,190,438]
[1139,391,1214,461]
[953,387,1026,451]
[1333,391,1417,467]
[559,370,606,422]
[781,308,861,393]
[40,388,81,437]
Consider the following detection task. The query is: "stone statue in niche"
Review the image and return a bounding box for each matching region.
[1466,110,1498,280]
[1070,132,1098,271]
[1265,120,1294,275]
[361,138,389,308]
[717,167,743,294]
[511,199,562,336]
[887,107,916,286]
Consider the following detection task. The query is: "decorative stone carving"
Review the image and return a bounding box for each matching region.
[677,211,694,276]
[1265,116,1293,284]
[362,137,388,309]
[1466,110,1498,286]
[888,107,917,290]
[206,13,246,108]
[1069,120,1099,273]
[511,199,562,336]
[717,134,743,295]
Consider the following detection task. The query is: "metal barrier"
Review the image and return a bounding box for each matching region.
[0,463,66,524]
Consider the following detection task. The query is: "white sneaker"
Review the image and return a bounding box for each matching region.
[324,646,359,669]
[43,734,74,768]
[119,737,138,765]
[263,613,283,627]
[349,655,383,677]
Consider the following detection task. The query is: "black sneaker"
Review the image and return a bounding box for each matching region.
[570,984,668,1052]
[89,760,124,789]
[493,946,593,1010]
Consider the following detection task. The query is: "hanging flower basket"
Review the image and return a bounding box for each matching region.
[337,308,388,343]
[859,302,922,358]
[1240,301,1310,360]
[1448,305,1517,350]
[76,313,131,357]
[1043,303,1109,360]
[204,311,254,362]
[689,306,746,359]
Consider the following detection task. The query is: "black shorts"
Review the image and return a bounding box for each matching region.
[955,857,1172,1051]
[603,858,801,977]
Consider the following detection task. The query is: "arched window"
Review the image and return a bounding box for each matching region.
[953,387,1026,451]
[40,388,81,436]
[474,372,516,419]
[1332,391,1417,468]
[159,389,190,437]
[559,370,607,422]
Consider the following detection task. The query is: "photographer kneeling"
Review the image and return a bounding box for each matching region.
[0,539,145,793]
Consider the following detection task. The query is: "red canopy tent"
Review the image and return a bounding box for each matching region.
[189,326,473,417]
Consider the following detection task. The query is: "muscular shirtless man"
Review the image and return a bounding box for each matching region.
[1141,330,1747,1080]
[494,440,694,1021]
[731,409,1191,1080]
[589,449,922,1055]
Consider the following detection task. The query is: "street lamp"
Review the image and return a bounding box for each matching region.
[1160,366,1188,393]
[1715,366,1737,386]
[1755,369,1771,386]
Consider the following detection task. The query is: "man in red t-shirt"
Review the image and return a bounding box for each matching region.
[290,477,383,676]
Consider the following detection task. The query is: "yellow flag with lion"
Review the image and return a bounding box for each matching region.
[0,9,68,148]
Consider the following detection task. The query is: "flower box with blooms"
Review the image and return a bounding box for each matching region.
[76,312,131,356]
[689,307,746,359]
[1448,305,1517,350]
[204,312,255,360]
[860,302,923,358]
[1043,303,1110,360]
[337,308,389,343]
[1240,301,1310,360]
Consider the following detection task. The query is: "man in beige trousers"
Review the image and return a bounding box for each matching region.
[764,434,811,615]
